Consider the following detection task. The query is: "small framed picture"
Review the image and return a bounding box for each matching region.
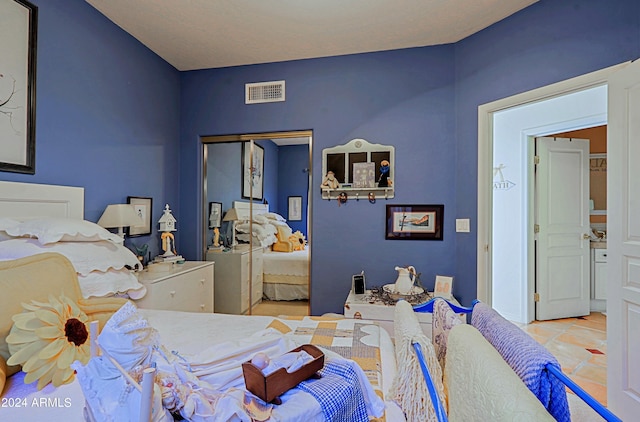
[434,275,454,299]
[242,142,264,200]
[208,202,222,228]
[288,196,303,221]
[127,196,153,237]
[385,204,444,240]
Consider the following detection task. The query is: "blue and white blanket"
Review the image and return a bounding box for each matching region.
[297,359,369,422]
[471,302,570,422]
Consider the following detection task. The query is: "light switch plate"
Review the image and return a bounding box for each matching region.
[456,218,470,233]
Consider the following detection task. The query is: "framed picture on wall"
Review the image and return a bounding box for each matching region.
[385,204,444,240]
[288,196,303,221]
[0,0,38,174]
[127,196,153,237]
[208,201,222,228]
[242,142,264,200]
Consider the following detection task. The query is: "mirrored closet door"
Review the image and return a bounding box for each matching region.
[202,131,312,316]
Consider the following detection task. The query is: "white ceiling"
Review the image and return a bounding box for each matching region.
[85,0,538,71]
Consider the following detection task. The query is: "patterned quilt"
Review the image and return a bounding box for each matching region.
[267,316,386,422]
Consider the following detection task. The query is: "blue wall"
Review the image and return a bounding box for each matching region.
[452,0,640,308]
[179,47,457,315]
[0,0,181,259]
[3,0,639,315]
[277,145,309,235]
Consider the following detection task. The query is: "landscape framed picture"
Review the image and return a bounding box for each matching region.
[385,204,444,240]
[0,0,38,174]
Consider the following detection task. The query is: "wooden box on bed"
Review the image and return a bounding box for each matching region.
[242,344,324,404]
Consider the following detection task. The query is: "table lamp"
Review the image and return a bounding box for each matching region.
[97,204,143,239]
[222,208,239,247]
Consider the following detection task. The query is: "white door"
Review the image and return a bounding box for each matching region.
[535,137,591,320]
[607,58,640,418]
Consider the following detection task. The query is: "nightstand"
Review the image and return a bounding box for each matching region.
[206,245,263,315]
[344,290,463,338]
[134,261,214,313]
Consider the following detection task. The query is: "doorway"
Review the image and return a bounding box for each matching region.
[201,130,312,317]
[482,73,615,323]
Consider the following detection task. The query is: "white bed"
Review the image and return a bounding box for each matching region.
[0,182,405,421]
[262,247,309,300]
[0,181,145,299]
[1,310,403,421]
[232,201,310,301]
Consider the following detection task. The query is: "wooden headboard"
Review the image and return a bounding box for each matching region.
[0,181,84,219]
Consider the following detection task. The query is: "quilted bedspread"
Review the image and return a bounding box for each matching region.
[444,324,555,421]
[471,302,570,422]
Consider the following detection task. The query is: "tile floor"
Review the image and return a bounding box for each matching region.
[514,312,608,406]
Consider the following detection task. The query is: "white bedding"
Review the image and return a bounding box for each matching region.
[262,248,308,278]
[262,247,309,301]
[1,310,403,421]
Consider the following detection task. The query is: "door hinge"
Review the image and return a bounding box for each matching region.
[534,156,540,165]
[534,293,540,302]
[534,224,540,233]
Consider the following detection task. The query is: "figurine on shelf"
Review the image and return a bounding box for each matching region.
[212,227,222,248]
[132,242,149,267]
[155,204,184,263]
[320,171,340,190]
[378,160,392,187]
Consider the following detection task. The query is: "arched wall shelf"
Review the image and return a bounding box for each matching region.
[321,138,395,200]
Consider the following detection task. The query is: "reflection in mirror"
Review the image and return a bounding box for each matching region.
[202,132,312,317]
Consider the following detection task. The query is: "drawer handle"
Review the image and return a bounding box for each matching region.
[170,291,176,296]
[200,304,205,310]
[200,279,205,285]
[602,254,607,257]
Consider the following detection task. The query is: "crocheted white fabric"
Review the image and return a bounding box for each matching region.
[390,300,445,422]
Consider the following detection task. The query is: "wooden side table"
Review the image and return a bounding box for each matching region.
[343,290,464,338]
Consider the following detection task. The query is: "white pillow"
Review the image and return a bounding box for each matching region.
[78,269,147,300]
[236,222,277,241]
[263,212,286,222]
[0,218,20,241]
[6,217,123,245]
[268,219,290,228]
[0,238,141,275]
[237,233,277,247]
[253,214,269,225]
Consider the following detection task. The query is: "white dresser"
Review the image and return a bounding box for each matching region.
[207,245,263,314]
[135,261,214,313]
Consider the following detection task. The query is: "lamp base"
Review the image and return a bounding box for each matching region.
[154,254,184,263]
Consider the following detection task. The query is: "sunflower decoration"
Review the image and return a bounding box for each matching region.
[7,294,91,390]
[288,230,307,251]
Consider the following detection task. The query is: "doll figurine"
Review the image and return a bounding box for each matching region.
[378,160,392,187]
[321,171,340,189]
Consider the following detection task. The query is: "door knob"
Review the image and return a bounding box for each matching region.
[583,233,591,240]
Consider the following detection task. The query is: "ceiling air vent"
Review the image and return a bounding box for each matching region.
[245,80,285,104]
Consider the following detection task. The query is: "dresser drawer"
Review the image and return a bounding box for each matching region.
[136,263,214,313]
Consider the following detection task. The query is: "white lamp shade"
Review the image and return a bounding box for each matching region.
[98,204,144,236]
[223,208,239,221]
